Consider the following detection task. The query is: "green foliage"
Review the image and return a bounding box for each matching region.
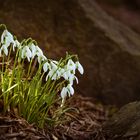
[0,24,84,128]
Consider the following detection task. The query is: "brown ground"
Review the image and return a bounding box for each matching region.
[0,95,107,140]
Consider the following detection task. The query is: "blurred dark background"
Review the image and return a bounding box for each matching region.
[0,0,140,107]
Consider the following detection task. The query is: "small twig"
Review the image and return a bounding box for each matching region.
[65,112,82,124]
[5,132,26,138]
[123,131,138,138]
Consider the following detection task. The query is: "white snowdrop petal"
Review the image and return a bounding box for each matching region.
[29,43,37,58]
[37,56,41,63]
[30,43,36,51]
[63,70,70,80]
[22,46,31,61]
[21,50,24,58]
[15,40,20,47]
[6,30,14,42]
[67,59,76,73]
[36,46,43,56]
[68,59,75,66]
[63,72,68,80]
[27,56,30,62]
[75,76,79,84]
[3,49,8,56]
[38,55,47,63]
[1,30,6,43]
[37,55,42,63]
[5,31,14,45]
[12,42,16,51]
[27,48,32,57]
[52,73,57,80]
[57,68,64,78]
[52,60,58,64]
[21,48,25,58]
[76,61,84,74]
[67,84,74,96]
[45,74,49,81]
[2,44,8,56]
[12,40,21,51]
[51,61,58,70]
[1,30,12,43]
[69,74,74,85]
[48,70,54,79]
[60,87,67,99]
[42,55,47,61]
[43,62,49,72]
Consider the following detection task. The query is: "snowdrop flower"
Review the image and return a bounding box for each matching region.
[0,44,8,56]
[36,46,47,63]
[37,54,47,64]
[60,87,68,107]
[29,43,37,58]
[61,60,76,80]
[62,70,71,80]
[60,84,75,106]
[46,70,57,81]
[68,74,78,85]
[36,46,44,57]
[0,30,15,55]
[67,84,74,96]
[21,46,32,61]
[54,65,70,80]
[45,61,66,81]
[50,61,58,69]
[15,40,20,46]
[57,68,65,78]
[45,72,51,81]
[1,30,14,45]
[52,60,58,65]
[50,61,59,80]
[43,61,50,72]
[76,61,84,74]
[67,59,76,74]
[62,67,78,85]
[60,87,67,99]
[13,40,21,51]
[45,61,58,81]
[1,30,6,43]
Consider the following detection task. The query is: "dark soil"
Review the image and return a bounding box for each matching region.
[0,95,107,140]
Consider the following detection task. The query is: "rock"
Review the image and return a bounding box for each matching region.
[103,102,140,140]
[0,0,140,106]
[97,0,140,9]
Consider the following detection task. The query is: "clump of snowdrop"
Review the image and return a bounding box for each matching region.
[42,57,84,106]
[0,24,84,127]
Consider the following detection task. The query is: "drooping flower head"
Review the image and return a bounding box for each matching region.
[21,45,32,62]
[0,29,15,56]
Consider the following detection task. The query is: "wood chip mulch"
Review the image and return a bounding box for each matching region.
[0,94,108,140]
